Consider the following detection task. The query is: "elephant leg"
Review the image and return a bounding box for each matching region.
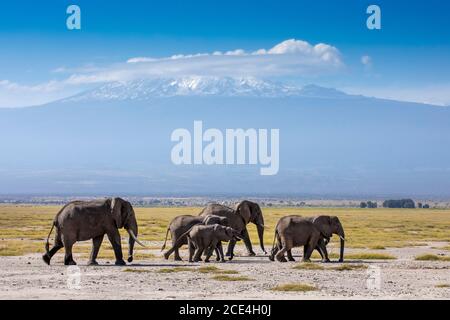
[226,239,236,260]
[193,245,204,262]
[163,239,182,261]
[216,242,225,262]
[172,238,183,261]
[275,246,288,262]
[107,230,125,266]
[287,249,295,262]
[88,235,104,266]
[188,239,195,262]
[302,245,312,262]
[241,229,256,256]
[43,230,63,265]
[269,240,281,261]
[63,237,77,266]
[303,238,317,262]
[215,246,221,261]
[317,239,330,263]
[275,240,290,262]
[204,242,216,263]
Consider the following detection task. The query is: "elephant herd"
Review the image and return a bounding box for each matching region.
[42,198,345,266]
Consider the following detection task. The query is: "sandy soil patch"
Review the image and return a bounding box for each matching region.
[0,243,449,300]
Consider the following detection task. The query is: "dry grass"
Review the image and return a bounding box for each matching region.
[331,264,368,271]
[293,263,367,271]
[272,283,317,292]
[123,268,152,273]
[0,205,449,258]
[415,254,450,261]
[344,252,396,260]
[198,266,238,274]
[156,267,193,273]
[211,275,252,281]
[292,263,324,270]
[368,245,386,250]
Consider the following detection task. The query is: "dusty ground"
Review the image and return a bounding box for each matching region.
[0,243,449,300]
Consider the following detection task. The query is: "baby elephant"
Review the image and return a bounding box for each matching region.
[269,215,322,262]
[162,215,228,261]
[180,224,241,262]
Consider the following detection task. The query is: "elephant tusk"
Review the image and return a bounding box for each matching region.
[129,229,147,247]
[339,235,346,241]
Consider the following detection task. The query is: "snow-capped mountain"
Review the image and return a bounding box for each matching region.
[2,75,449,196]
[62,76,349,102]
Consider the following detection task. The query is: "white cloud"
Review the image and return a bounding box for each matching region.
[361,55,372,66]
[1,39,343,107]
[0,80,79,108]
[67,39,342,85]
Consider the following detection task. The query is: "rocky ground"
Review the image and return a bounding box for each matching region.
[0,243,449,300]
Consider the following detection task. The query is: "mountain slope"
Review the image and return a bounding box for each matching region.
[61,76,352,102]
[0,79,449,196]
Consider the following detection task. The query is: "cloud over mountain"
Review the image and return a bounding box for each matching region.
[67,39,342,85]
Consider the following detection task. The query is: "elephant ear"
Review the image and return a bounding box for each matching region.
[312,215,332,238]
[236,201,251,224]
[111,197,125,229]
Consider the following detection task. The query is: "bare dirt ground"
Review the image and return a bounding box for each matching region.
[0,243,449,300]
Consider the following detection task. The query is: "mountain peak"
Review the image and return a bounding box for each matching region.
[61,76,350,102]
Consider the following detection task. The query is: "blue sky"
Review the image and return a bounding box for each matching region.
[1,0,450,107]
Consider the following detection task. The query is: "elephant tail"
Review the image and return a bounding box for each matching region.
[270,229,278,254]
[173,227,194,248]
[45,222,55,254]
[163,226,194,259]
[160,227,171,252]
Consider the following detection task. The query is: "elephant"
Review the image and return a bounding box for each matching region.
[276,215,346,263]
[174,224,242,262]
[199,200,266,259]
[162,215,229,261]
[268,215,322,262]
[42,197,145,266]
[305,215,345,263]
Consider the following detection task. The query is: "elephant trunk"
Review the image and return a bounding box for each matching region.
[126,215,138,263]
[338,229,345,263]
[256,220,266,254]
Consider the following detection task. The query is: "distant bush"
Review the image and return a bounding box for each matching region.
[382,199,415,208]
[423,204,430,209]
[360,201,377,208]
[367,201,378,208]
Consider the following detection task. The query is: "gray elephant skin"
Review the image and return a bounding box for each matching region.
[42,198,145,266]
[176,224,242,262]
[269,215,345,262]
[162,215,228,260]
[199,200,266,258]
[269,215,322,262]
[306,215,345,262]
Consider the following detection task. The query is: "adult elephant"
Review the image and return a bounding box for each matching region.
[308,215,345,263]
[199,200,266,258]
[282,215,346,263]
[269,215,322,262]
[162,215,228,261]
[42,197,145,266]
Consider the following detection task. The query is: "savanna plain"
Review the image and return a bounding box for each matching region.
[0,206,449,299]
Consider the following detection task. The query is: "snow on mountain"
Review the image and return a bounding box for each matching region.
[61,76,350,102]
